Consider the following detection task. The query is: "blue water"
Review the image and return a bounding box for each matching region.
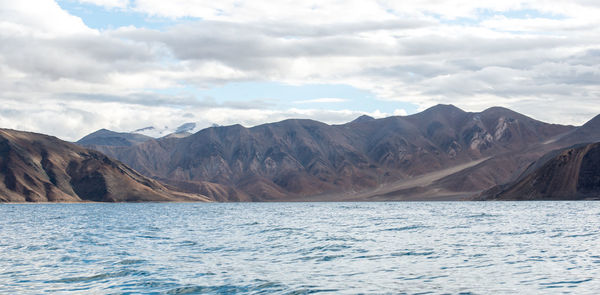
[0,202,599,294]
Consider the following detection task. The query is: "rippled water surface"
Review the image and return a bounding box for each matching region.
[1,202,599,294]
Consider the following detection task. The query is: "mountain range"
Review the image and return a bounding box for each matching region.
[76,104,598,201]
[2,104,598,202]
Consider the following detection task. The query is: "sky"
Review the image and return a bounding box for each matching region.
[0,0,599,141]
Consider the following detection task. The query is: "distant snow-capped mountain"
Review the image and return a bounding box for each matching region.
[132,126,171,138]
[132,122,219,138]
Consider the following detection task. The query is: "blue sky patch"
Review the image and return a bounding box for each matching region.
[156,82,418,114]
[57,0,199,30]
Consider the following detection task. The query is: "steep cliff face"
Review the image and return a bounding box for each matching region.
[0,129,209,203]
[476,142,600,200]
[80,105,575,201]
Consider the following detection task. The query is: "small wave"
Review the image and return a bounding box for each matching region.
[25,244,58,251]
[354,254,382,260]
[307,244,351,253]
[165,281,287,294]
[166,285,245,294]
[448,225,471,229]
[564,233,595,238]
[384,225,431,231]
[194,272,216,277]
[25,245,41,251]
[48,216,65,220]
[24,243,59,251]
[322,236,363,243]
[499,230,543,236]
[136,235,171,240]
[49,270,149,283]
[241,221,260,226]
[465,213,500,218]
[116,259,146,265]
[391,251,434,257]
[178,240,198,247]
[318,254,345,262]
[295,254,346,262]
[540,278,593,286]
[202,246,225,252]
[257,227,302,234]
[284,288,340,294]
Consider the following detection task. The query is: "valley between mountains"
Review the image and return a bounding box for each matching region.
[1,104,599,202]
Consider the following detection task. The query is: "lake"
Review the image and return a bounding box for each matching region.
[1,202,599,294]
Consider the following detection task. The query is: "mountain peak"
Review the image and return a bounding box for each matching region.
[77,128,118,141]
[77,128,152,147]
[582,114,600,128]
[350,114,375,123]
[556,113,600,145]
[480,106,523,117]
[424,104,464,113]
[407,104,467,123]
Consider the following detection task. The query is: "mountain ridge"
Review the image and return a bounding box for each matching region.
[80,105,581,201]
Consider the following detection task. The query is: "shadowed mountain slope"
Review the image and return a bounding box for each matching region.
[554,114,600,146]
[83,105,575,201]
[476,142,600,200]
[0,129,209,202]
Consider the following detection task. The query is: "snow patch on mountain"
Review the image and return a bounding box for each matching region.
[132,122,213,138]
[132,126,172,138]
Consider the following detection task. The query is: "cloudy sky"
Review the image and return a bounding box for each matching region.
[1,0,599,140]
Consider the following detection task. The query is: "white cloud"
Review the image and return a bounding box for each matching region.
[393,109,408,116]
[0,0,600,141]
[294,98,348,104]
[0,0,94,37]
[0,97,404,141]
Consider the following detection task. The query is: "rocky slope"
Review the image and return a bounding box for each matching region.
[476,142,600,200]
[81,105,575,201]
[0,129,209,202]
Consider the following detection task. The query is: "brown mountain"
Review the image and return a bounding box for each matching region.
[553,114,600,146]
[476,142,600,200]
[0,129,209,203]
[80,105,575,201]
[77,128,153,147]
